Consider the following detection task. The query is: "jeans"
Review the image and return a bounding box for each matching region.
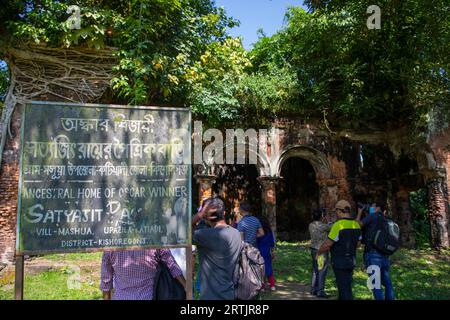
[333,267,354,300]
[364,251,395,300]
[310,248,329,296]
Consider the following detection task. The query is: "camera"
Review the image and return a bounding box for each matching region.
[357,202,370,211]
[357,202,377,215]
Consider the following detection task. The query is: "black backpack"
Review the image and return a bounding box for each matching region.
[153,251,186,300]
[234,242,265,300]
[371,214,400,256]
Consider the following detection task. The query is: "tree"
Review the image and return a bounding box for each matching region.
[0,0,239,108]
[1,0,448,132]
[251,0,449,136]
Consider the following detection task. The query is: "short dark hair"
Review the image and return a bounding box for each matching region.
[225,211,236,224]
[239,201,251,213]
[259,215,272,235]
[312,209,322,221]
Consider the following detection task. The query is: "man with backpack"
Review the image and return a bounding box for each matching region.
[357,202,398,300]
[192,197,242,300]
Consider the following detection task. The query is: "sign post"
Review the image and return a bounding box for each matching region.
[186,245,193,300]
[14,254,24,300]
[15,101,192,299]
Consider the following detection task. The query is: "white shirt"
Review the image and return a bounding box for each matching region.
[169,248,186,278]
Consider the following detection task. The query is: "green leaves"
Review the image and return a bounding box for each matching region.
[0,63,9,111]
[104,0,240,106]
[187,37,252,126]
[1,0,447,132]
[257,1,450,132]
[1,0,239,110]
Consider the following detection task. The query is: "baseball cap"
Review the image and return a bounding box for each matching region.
[334,200,351,211]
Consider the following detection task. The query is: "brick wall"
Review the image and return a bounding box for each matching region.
[447,152,450,239]
[0,163,19,264]
[0,107,21,265]
[447,152,450,202]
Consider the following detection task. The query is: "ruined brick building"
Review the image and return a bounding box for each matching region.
[194,120,450,248]
[1,45,449,265]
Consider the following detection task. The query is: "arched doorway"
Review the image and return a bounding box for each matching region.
[277,157,320,241]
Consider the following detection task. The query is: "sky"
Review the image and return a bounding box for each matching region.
[215,0,308,50]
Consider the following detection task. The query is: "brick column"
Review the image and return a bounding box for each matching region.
[317,179,338,218]
[258,176,280,240]
[194,174,216,206]
[0,164,19,266]
[0,106,21,266]
[446,152,450,203]
[427,176,449,249]
[394,188,416,248]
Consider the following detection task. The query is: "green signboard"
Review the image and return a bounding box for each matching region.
[16,101,191,254]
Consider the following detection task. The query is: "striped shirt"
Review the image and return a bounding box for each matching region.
[100,249,183,300]
[237,214,262,247]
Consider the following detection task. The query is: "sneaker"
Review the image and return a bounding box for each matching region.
[316,293,329,299]
[270,286,276,291]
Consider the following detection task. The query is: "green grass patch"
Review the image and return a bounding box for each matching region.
[0,268,102,300]
[43,252,103,262]
[272,242,450,300]
[0,251,103,300]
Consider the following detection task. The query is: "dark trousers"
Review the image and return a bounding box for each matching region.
[310,248,329,296]
[333,267,354,300]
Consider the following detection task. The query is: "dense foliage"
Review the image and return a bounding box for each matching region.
[0,0,242,110]
[0,0,448,132]
[410,188,431,248]
[0,64,8,108]
[251,0,449,133]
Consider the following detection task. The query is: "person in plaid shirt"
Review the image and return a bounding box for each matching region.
[100,249,186,300]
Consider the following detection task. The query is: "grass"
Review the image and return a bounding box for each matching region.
[0,253,103,300]
[272,241,450,300]
[0,270,102,300]
[0,243,449,300]
[43,252,103,262]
